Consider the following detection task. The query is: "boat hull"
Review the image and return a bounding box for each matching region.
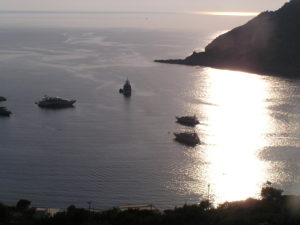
[0,107,12,117]
[176,116,199,127]
[0,96,7,102]
[37,100,76,108]
[119,79,132,97]
[0,112,11,117]
[174,132,200,146]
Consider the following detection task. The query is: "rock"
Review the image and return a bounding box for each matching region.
[0,96,7,102]
[156,0,300,77]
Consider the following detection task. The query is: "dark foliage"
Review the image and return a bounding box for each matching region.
[16,199,31,211]
[2,187,300,225]
[261,186,283,201]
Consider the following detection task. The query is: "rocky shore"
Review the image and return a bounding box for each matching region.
[156,0,300,78]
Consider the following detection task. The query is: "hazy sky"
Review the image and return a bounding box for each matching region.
[1,0,288,12]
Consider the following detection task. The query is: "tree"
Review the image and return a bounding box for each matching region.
[261,186,283,201]
[16,199,31,211]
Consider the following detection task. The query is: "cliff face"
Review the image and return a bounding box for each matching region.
[156,0,300,77]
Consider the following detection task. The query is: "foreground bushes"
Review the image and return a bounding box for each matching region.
[2,187,300,225]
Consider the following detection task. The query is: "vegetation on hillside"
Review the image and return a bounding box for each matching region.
[2,186,300,225]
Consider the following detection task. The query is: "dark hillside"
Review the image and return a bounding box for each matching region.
[156,0,300,77]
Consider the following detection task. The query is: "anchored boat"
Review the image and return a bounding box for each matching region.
[119,79,132,97]
[35,95,76,108]
[176,115,200,126]
[0,96,6,102]
[174,132,200,146]
[0,107,12,117]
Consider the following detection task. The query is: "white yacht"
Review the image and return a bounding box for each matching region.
[35,95,76,108]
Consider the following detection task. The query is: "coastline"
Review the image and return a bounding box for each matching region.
[155,0,300,79]
[154,58,300,78]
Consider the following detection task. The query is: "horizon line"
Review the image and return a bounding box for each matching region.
[196,11,259,16]
[0,10,259,17]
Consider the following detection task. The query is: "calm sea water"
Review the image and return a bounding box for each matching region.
[0,13,299,210]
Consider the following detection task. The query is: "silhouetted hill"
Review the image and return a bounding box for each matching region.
[156,0,300,77]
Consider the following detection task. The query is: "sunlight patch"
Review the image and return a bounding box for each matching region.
[191,11,259,17]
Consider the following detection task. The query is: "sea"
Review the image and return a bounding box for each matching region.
[0,12,299,210]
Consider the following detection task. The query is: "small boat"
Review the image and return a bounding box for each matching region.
[176,115,200,126]
[119,79,132,97]
[174,132,200,146]
[0,96,7,102]
[0,107,12,117]
[35,95,76,108]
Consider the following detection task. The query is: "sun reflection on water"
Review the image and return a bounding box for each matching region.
[191,11,259,17]
[189,68,274,204]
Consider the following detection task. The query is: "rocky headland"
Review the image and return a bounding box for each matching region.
[156,0,300,77]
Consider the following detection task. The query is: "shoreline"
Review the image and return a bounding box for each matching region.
[154,58,300,79]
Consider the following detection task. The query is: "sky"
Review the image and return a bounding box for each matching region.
[0,0,288,13]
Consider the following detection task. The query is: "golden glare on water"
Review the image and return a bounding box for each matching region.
[188,68,274,204]
[192,11,259,17]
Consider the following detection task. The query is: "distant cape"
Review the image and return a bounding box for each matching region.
[155,0,300,77]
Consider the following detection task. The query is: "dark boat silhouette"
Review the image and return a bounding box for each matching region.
[174,132,200,146]
[0,107,12,117]
[176,115,200,127]
[119,79,132,97]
